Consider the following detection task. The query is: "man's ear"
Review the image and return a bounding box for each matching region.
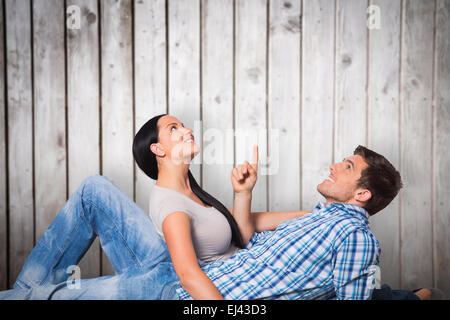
[354,188,372,204]
[150,143,165,157]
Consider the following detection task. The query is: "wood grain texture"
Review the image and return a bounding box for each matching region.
[334,0,368,161]
[0,0,448,292]
[32,0,67,243]
[100,0,134,276]
[201,0,235,209]
[0,0,7,290]
[268,0,301,212]
[367,0,401,288]
[167,0,201,181]
[235,0,267,212]
[434,0,450,298]
[5,0,34,287]
[301,0,335,211]
[66,0,101,279]
[400,0,434,290]
[134,0,166,214]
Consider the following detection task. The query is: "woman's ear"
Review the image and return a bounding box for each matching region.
[150,143,165,157]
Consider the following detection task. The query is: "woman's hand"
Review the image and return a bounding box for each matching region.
[231,145,258,194]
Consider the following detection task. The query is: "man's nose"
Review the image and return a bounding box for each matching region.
[329,163,337,173]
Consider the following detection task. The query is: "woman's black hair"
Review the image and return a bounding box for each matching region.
[133,114,245,249]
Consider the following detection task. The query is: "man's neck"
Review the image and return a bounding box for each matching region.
[324,198,361,208]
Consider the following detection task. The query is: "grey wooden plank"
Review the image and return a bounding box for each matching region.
[334,0,368,162]
[201,0,234,209]
[167,0,201,181]
[400,0,434,290]
[434,0,450,298]
[66,0,101,279]
[268,0,301,212]
[32,0,67,243]
[367,0,402,289]
[134,0,167,214]
[100,0,134,276]
[301,0,335,211]
[5,0,34,288]
[235,0,267,212]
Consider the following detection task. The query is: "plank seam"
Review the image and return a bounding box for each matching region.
[430,0,438,288]
[2,0,10,289]
[97,0,103,276]
[265,0,269,211]
[30,0,36,247]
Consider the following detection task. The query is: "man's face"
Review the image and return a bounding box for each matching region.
[317,154,370,206]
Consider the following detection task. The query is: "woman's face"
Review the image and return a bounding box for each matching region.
[152,115,200,165]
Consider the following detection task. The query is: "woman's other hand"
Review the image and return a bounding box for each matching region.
[231,145,258,194]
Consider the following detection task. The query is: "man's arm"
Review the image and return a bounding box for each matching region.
[332,229,380,300]
[227,209,310,232]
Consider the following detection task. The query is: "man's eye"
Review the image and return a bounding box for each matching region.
[170,126,177,131]
[347,165,351,170]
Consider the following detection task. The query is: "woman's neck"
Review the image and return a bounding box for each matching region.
[156,162,192,193]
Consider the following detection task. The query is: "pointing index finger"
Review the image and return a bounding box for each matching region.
[251,145,258,169]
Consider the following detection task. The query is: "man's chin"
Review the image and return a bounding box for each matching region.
[316,182,327,196]
[317,183,335,201]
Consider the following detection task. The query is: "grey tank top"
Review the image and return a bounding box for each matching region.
[148,184,239,263]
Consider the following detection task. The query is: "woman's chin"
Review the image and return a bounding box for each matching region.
[181,144,201,161]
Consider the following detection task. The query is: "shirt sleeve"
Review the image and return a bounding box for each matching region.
[150,197,192,240]
[332,229,380,300]
[244,230,272,250]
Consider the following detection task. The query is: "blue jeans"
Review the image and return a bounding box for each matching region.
[0,175,180,300]
[371,284,420,300]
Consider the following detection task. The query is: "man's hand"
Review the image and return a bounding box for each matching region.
[231,145,258,194]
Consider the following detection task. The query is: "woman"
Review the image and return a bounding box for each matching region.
[0,114,307,300]
[134,114,309,299]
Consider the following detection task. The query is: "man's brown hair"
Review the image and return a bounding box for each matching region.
[353,145,403,216]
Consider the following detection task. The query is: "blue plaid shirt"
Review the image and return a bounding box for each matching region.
[176,201,380,300]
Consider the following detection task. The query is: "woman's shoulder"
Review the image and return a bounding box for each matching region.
[149,185,191,218]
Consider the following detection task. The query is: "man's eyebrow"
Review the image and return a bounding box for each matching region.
[343,158,355,170]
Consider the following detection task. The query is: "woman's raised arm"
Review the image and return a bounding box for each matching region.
[230,145,259,245]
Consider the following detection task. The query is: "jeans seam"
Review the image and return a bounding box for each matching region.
[83,198,143,270]
[38,208,84,286]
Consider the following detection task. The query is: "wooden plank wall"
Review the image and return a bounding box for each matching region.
[0,0,449,297]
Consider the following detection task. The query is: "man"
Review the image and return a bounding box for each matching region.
[0,145,434,300]
[175,145,401,300]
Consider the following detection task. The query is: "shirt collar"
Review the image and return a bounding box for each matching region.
[313,201,370,225]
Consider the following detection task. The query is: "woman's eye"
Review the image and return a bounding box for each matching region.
[170,126,177,131]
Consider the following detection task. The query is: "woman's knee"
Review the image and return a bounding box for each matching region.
[82,174,110,187]
[78,174,117,205]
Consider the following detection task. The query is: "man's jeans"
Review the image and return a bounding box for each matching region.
[0,175,180,300]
